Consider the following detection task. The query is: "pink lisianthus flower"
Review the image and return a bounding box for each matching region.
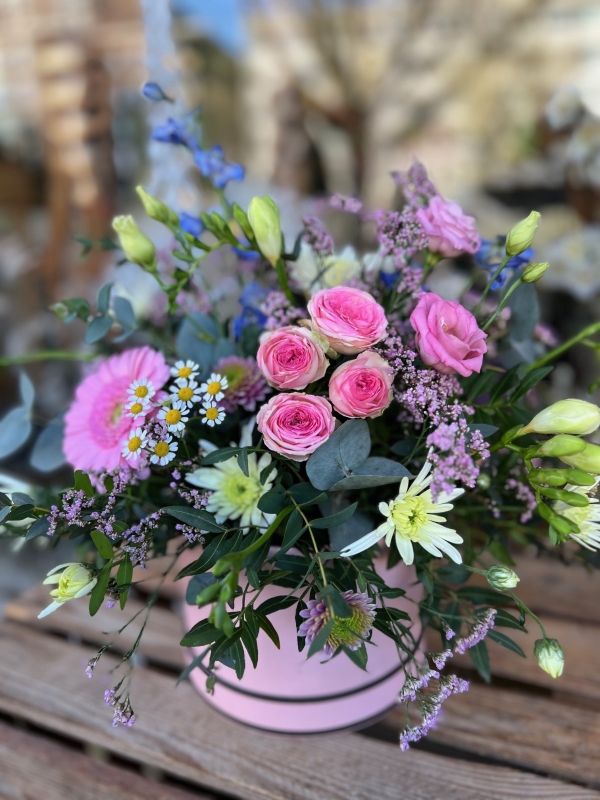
[329,351,393,418]
[257,326,329,391]
[256,393,335,462]
[409,293,487,378]
[307,286,387,355]
[64,346,170,473]
[416,195,480,258]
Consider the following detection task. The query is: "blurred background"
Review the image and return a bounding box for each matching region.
[1,0,600,599]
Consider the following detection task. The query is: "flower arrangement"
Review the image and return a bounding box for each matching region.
[3,92,600,744]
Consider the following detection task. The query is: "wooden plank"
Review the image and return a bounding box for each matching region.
[0,720,210,800]
[0,623,594,800]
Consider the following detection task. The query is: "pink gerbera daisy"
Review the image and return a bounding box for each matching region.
[63,347,170,473]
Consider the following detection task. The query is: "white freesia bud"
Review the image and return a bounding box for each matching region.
[38,563,97,618]
[136,185,179,227]
[505,211,540,257]
[112,215,156,271]
[486,565,519,590]
[560,442,600,474]
[248,196,283,266]
[534,638,564,678]
[522,262,549,284]
[536,434,586,458]
[520,399,600,436]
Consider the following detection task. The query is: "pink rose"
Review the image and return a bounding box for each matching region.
[329,351,393,419]
[257,326,328,390]
[256,393,335,462]
[307,286,387,355]
[410,293,487,377]
[416,195,480,258]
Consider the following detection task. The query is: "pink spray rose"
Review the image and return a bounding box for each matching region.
[256,393,336,462]
[329,351,393,419]
[416,195,480,258]
[307,286,387,355]
[257,326,328,390]
[410,293,487,377]
[64,346,170,473]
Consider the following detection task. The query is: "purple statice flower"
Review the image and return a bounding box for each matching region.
[104,687,136,728]
[330,194,363,214]
[298,590,376,656]
[213,355,269,413]
[396,267,424,298]
[301,216,334,257]
[398,672,469,751]
[454,609,497,655]
[47,489,95,536]
[260,290,306,331]
[194,145,244,189]
[426,419,490,501]
[373,208,429,269]
[398,669,439,703]
[431,649,453,670]
[505,469,537,523]
[443,622,456,641]
[391,158,437,210]
[121,511,165,568]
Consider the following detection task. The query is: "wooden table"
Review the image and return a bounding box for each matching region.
[1,553,600,800]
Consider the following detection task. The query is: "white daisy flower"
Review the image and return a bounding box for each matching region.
[200,400,226,427]
[121,427,148,462]
[186,419,277,529]
[170,359,200,381]
[127,378,155,402]
[340,461,464,565]
[200,373,228,403]
[125,396,150,421]
[148,434,178,466]
[553,478,600,551]
[168,379,202,408]
[157,400,189,434]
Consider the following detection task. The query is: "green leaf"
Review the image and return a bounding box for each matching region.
[256,595,298,616]
[116,556,133,609]
[236,448,249,477]
[310,502,357,529]
[257,484,288,514]
[511,366,554,404]
[320,585,352,618]
[274,509,306,556]
[177,531,244,579]
[89,563,111,616]
[74,471,94,498]
[489,365,523,403]
[254,611,280,649]
[342,643,368,670]
[494,609,527,631]
[201,446,243,466]
[464,370,497,404]
[84,315,112,345]
[7,504,34,521]
[306,419,371,490]
[307,619,335,658]
[180,619,222,647]
[328,458,410,492]
[487,540,516,566]
[12,492,34,506]
[240,624,259,668]
[259,460,277,486]
[97,282,113,315]
[468,640,491,682]
[230,639,246,679]
[456,586,512,605]
[163,506,225,533]
[287,483,328,507]
[488,629,526,657]
[25,517,51,539]
[91,530,114,559]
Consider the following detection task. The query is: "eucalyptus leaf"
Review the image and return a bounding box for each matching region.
[0,406,32,459]
[176,313,219,380]
[19,371,35,410]
[84,315,113,345]
[306,420,371,490]
[507,281,539,341]
[113,296,136,327]
[97,282,113,315]
[30,415,67,472]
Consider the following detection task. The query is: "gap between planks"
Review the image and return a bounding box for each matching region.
[0,621,596,800]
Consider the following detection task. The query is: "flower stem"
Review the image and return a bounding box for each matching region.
[525,320,600,372]
[473,254,511,315]
[293,499,328,587]
[0,351,96,367]
[482,278,523,331]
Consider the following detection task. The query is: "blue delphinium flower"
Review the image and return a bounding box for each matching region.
[476,236,534,290]
[194,145,244,189]
[142,82,172,103]
[151,113,201,150]
[232,281,268,340]
[179,213,204,238]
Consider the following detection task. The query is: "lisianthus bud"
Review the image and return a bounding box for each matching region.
[136,186,179,227]
[521,399,600,436]
[536,434,586,457]
[534,637,564,678]
[522,262,549,283]
[112,215,156,271]
[560,442,600,474]
[486,565,519,590]
[505,211,540,256]
[248,196,282,266]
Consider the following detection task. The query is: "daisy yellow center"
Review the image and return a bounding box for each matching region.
[134,385,149,398]
[178,387,194,401]
[154,441,170,457]
[178,366,193,378]
[207,381,222,396]
[128,436,142,452]
[130,402,144,415]
[390,496,429,541]
[205,407,219,421]
[165,409,182,425]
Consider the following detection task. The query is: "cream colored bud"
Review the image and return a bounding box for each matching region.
[39,562,97,618]
[521,399,600,436]
[522,262,549,283]
[248,196,283,266]
[136,185,179,227]
[534,638,564,678]
[112,215,156,270]
[505,211,540,257]
[486,565,519,590]
[560,442,600,474]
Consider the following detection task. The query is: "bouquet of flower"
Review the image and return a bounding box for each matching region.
[3,94,600,746]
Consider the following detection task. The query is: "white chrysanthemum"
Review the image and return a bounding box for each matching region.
[38,562,97,619]
[288,241,321,293]
[121,427,148,462]
[125,396,150,421]
[148,434,178,466]
[554,478,600,550]
[200,373,228,402]
[171,359,200,380]
[127,378,155,402]
[340,461,464,564]
[200,400,226,427]
[157,400,189,434]
[169,379,202,408]
[186,421,277,529]
[321,246,361,288]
